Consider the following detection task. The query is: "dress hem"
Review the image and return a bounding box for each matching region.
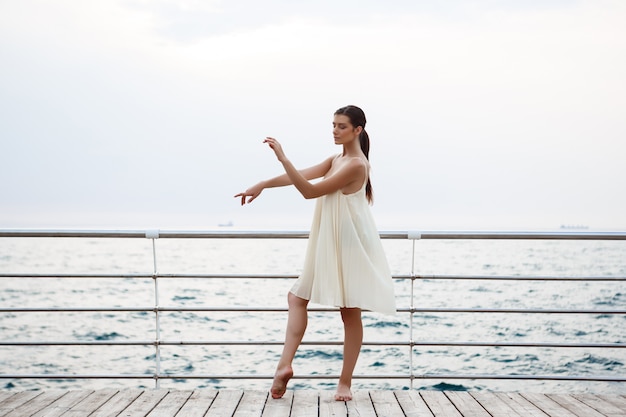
[288,290,397,316]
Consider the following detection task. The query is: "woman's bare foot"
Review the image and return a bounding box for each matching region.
[270,366,293,399]
[334,382,352,401]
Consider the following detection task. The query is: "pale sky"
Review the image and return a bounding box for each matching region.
[1,0,625,230]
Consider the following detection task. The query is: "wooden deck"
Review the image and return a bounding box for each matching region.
[1,389,625,417]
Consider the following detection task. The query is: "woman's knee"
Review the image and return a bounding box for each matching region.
[340,308,362,325]
[287,292,308,309]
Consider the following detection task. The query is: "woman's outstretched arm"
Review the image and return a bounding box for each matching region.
[263,137,366,200]
[235,154,334,205]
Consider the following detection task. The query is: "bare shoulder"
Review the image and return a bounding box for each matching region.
[346,156,369,173]
[336,156,368,183]
[327,155,368,180]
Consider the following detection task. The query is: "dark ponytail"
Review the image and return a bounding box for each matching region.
[359,129,373,203]
[334,105,373,204]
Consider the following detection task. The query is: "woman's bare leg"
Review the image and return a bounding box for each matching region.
[335,307,362,401]
[271,292,309,399]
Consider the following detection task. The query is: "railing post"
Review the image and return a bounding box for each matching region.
[146,230,161,389]
[408,231,421,389]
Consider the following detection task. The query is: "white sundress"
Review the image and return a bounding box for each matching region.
[290,162,397,316]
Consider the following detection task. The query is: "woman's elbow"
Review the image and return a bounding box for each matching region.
[300,188,321,200]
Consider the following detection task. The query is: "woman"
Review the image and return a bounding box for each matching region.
[235,105,396,401]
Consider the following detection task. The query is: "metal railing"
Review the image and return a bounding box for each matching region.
[0,229,625,389]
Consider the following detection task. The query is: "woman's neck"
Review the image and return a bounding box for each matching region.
[342,138,362,157]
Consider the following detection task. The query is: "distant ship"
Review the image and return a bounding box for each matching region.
[218,220,234,227]
[560,224,589,230]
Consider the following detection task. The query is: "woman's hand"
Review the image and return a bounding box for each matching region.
[263,137,287,162]
[234,138,287,205]
[234,182,265,205]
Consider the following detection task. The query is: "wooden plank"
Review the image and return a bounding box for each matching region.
[261,390,293,417]
[521,393,578,417]
[574,393,626,417]
[175,390,219,417]
[420,391,462,417]
[147,390,194,417]
[494,393,553,417]
[319,390,347,417]
[30,390,94,417]
[3,390,67,417]
[0,393,14,404]
[0,391,42,417]
[117,389,170,417]
[89,389,145,417]
[233,390,268,416]
[598,394,626,410]
[369,390,405,417]
[394,390,434,417]
[547,394,607,417]
[291,390,319,417]
[346,390,376,417]
[470,392,524,417]
[445,391,491,417]
[205,390,244,417]
[62,389,119,417]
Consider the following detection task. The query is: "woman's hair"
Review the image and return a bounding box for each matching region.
[334,105,373,203]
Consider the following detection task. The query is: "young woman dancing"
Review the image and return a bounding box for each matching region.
[235,105,396,401]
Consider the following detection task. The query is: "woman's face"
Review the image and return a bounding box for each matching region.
[332,114,360,145]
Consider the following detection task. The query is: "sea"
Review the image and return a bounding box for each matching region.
[0,231,625,394]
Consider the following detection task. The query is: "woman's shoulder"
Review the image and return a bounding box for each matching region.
[334,156,369,182]
[330,154,367,169]
[346,155,369,171]
[331,153,367,165]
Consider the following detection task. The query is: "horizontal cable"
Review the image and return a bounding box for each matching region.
[0,373,624,382]
[1,273,625,282]
[0,273,298,279]
[410,275,626,281]
[409,308,626,314]
[1,229,625,240]
[0,340,623,348]
[0,273,157,279]
[1,307,624,314]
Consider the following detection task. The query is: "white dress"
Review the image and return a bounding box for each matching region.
[290,162,397,316]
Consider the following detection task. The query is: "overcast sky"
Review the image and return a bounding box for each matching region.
[1,0,624,231]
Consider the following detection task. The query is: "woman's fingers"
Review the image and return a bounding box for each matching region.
[263,137,287,162]
[235,190,260,205]
[264,137,280,150]
[234,192,248,205]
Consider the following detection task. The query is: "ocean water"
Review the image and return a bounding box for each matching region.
[0,234,625,393]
